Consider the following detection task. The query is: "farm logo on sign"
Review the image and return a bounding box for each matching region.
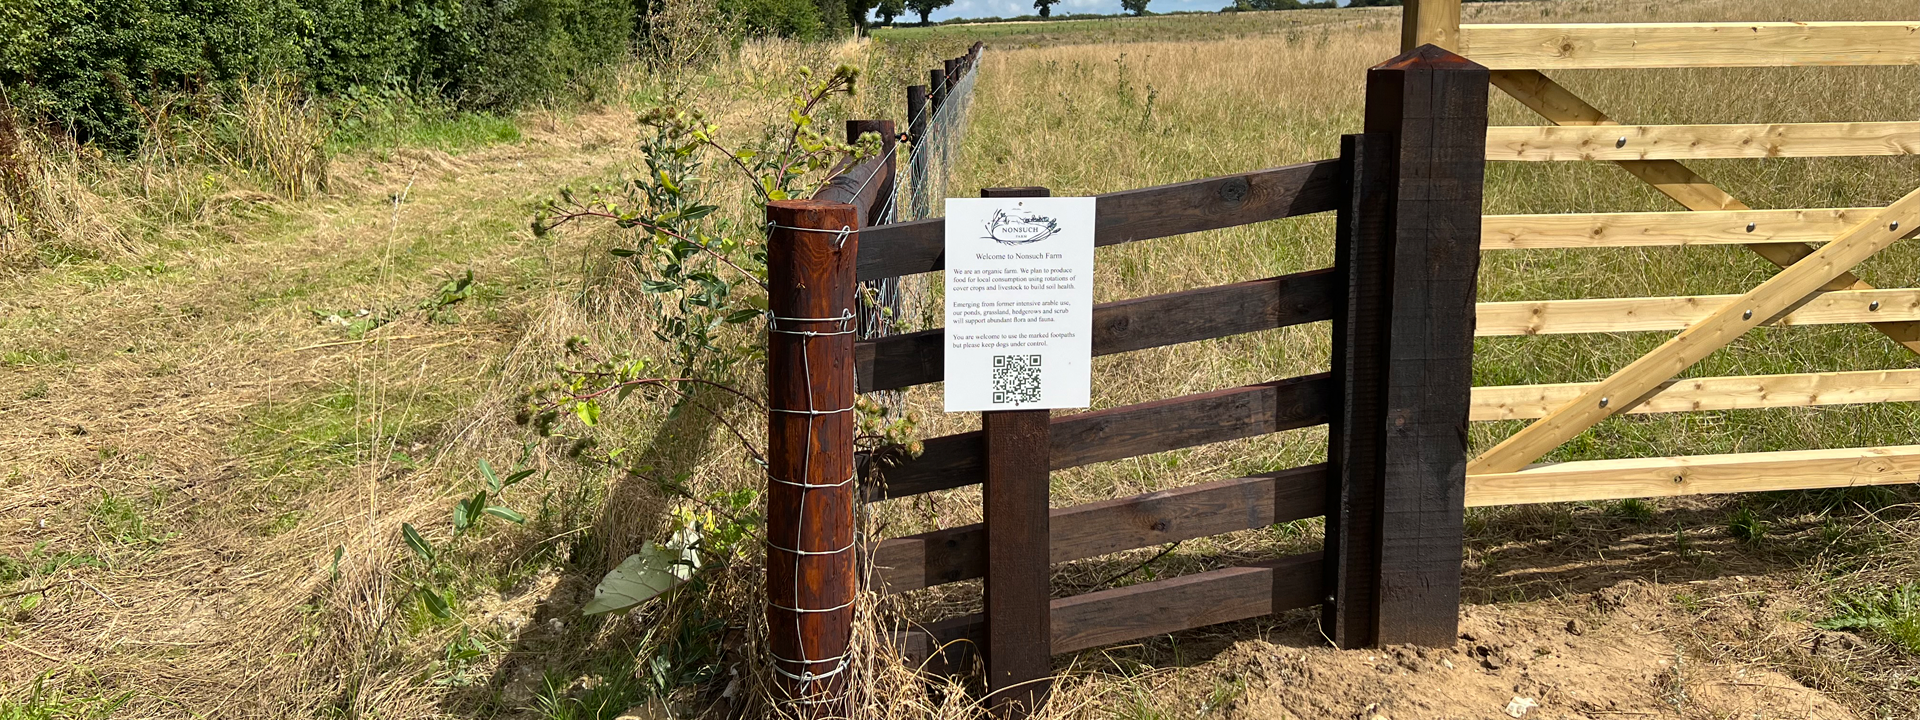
[984,207,1062,245]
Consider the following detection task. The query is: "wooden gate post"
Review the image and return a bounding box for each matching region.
[981,186,1054,718]
[1326,44,1488,648]
[1324,132,1393,649]
[766,199,861,715]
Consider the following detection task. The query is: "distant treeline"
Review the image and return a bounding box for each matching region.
[0,0,873,150]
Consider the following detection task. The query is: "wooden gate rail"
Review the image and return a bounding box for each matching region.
[862,375,1336,500]
[897,552,1325,674]
[856,269,1338,393]
[1485,121,1920,162]
[1470,369,1920,422]
[845,46,1488,704]
[853,160,1345,281]
[1481,207,1881,250]
[1466,444,1920,507]
[1456,21,1920,70]
[1475,288,1920,336]
[872,465,1328,593]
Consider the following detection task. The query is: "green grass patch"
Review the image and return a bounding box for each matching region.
[1819,583,1920,654]
[236,385,462,485]
[327,90,524,156]
[0,676,131,720]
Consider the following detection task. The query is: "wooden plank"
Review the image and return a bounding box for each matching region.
[894,552,1323,665]
[1487,69,1920,355]
[1471,368,1920,421]
[1475,288,1920,336]
[1365,44,1487,647]
[1481,208,1878,250]
[1051,552,1324,654]
[1486,121,1920,162]
[978,186,1052,717]
[854,160,1345,281]
[1460,22,1920,70]
[855,269,1339,392]
[1466,444,1920,507]
[1470,185,1920,475]
[1325,133,1393,649]
[872,465,1328,594]
[865,374,1335,500]
[1403,0,1462,52]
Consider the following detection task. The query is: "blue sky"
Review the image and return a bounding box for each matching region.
[904,0,1359,22]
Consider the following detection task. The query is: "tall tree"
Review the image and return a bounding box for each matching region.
[907,0,952,23]
[1120,0,1149,14]
[876,0,906,24]
[1034,0,1056,17]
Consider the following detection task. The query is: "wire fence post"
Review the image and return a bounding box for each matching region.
[766,199,860,716]
[906,85,929,220]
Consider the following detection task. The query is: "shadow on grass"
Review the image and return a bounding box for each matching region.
[439,386,747,719]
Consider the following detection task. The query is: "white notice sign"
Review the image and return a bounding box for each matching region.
[943,197,1096,412]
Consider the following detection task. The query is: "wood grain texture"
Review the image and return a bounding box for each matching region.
[1486,121,1920,161]
[978,186,1053,717]
[1325,133,1393,649]
[1476,287,1920,336]
[1466,444,1920,507]
[863,374,1336,500]
[1403,0,1462,52]
[1460,22,1920,70]
[1364,44,1486,647]
[1470,368,1920,421]
[871,465,1328,593]
[1487,68,1920,356]
[1470,185,1920,475]
[765,200,859,714]
[854,160,1344,281]
[855,269,1338,392]
[1481,207,1877,250]
[893,552,1324,665]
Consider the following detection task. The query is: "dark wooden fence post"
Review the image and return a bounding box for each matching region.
[766,199,861,716]
[906,85,930,219]
[980,186,1054,718]
[1324,132,1393,649]
[1328,44,1487,647]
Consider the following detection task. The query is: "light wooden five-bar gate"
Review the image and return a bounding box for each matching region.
[1402,0,1920,503]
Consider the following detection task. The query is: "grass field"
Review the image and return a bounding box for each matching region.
[4,1,1920,718]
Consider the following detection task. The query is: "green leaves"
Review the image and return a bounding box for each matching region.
[419,587,454,619]
[573,399,601,426]
[402,523,434,562]
[582,528,701,615]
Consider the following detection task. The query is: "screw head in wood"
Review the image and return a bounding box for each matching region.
[1871,301,1882,311]
[1746,222,1756,233]
[1893,221,1902,232]
[1598,397,1610,408]
[1616,136,1627,148]
[1673,475,1685,484]
[1743,309,1754,320]
[1325,594,1336,604]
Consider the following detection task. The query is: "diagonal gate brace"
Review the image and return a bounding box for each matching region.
[1488,69,1920,351]
[1469,185,1920,475]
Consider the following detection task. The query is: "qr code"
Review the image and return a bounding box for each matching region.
[991,355,1043,405]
